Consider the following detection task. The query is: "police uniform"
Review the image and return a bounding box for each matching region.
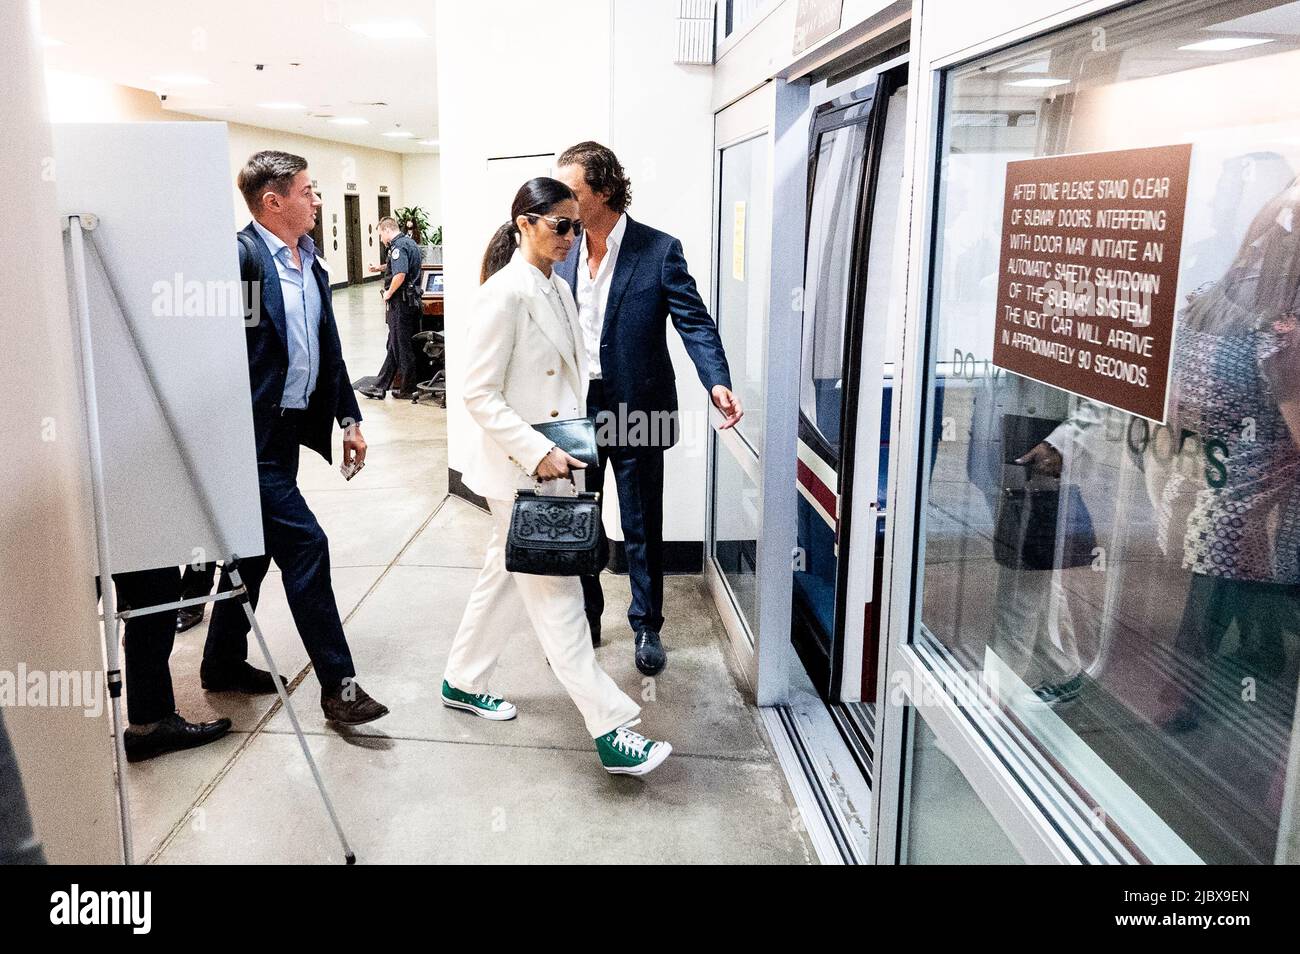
[373,231,424,396]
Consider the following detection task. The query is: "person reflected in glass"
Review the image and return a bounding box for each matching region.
[970,366,1103,705]
[1160,181,1300,733]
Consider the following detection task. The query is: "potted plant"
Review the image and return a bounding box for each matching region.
[425,225,443,265]
[396,206,442,264]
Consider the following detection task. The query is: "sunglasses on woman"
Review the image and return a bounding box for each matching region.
[524,212,583,238]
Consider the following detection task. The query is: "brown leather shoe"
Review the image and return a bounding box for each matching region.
[321,678,389,726]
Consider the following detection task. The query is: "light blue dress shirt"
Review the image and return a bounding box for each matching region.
[252,219,322,409]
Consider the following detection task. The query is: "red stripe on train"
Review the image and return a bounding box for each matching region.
[796,458,837,519]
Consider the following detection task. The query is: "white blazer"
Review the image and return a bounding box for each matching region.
[460,250,588,501]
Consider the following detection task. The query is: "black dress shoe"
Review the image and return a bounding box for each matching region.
[322,679,389,726]
[124,713,232,763]
[588,612,602,648]
[360,386,387,400]
[634,629,666,676]
[201,660,288,694]
[175,605,206,633]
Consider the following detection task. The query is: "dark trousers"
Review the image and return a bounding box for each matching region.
[204,412,356,691]
[581,379,666,634]
[113,566,180,725]
[375,299,420,394]
[181,561,217,600]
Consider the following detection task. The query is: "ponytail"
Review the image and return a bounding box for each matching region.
[480,220,517,283]
[479,177,577,284]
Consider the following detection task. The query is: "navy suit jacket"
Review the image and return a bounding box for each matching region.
[239,221,361,464]
[555,216,731,452]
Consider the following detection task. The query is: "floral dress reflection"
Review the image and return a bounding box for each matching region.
[1161,184,1300,732]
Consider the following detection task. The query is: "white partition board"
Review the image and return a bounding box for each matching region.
[54,122,263,574]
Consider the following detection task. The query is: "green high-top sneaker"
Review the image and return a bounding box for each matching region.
[441,680,517,721]
[594,721,672,775]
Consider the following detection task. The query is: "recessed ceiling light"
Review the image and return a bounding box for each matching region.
[42,35,64,47]
[329,117,370,125]
[1179,37,1273,52]
[347,19,429,39]
[1009,77,1070,88]
[151,74,212,87]
[257,101,306,110]
[417,139,440,146]
[382,129,415,138]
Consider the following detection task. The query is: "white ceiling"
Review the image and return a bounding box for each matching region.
[38,0,438,154]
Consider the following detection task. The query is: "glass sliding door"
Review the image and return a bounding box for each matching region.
[909,0,1300,863]
[707,96,771,669]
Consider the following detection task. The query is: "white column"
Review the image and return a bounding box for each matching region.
[0,0,121,863]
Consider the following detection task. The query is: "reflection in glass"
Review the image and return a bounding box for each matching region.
[905,712,1023,864]
[801,122,869,456]
[712,438,760,631]
[919,0,1300,863]
[716,134,770,453]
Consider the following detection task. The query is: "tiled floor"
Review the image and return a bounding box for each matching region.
[126,284,816,865]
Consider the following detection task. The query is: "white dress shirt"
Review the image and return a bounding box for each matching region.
[574,213,627,380]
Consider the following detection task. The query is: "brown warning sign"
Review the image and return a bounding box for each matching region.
[992,144,1192,422]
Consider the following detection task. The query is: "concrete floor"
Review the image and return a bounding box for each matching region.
[126,284,816,865]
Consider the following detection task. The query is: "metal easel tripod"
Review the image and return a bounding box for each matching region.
[65,212,356,865]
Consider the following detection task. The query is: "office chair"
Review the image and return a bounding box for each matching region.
[412,330,446,407]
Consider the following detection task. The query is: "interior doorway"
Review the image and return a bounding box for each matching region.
[377,194,391,266]
[309,188,325,258]
[344,193,363,284]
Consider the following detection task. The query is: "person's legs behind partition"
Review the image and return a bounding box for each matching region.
[115,566,231,763]
[176,560,217,634]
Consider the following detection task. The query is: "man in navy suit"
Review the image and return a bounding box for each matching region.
[557,142,743,676]
[203,151,388,725]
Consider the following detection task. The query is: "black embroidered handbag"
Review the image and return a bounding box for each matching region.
[505,487,607,576]
[993,465,1097,571]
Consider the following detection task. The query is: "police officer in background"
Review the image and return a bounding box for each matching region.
[361,216,424,400]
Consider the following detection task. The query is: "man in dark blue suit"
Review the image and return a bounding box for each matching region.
[557,142,743,676]
[203,151,388,725]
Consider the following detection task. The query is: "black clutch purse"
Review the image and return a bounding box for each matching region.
[505,488,608,576]
[532,417,599,469]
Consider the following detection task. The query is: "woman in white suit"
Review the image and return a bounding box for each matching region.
[441,178,672,776]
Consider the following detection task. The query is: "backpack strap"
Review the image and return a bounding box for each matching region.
[236,231,263,284]
[236,231,264,326]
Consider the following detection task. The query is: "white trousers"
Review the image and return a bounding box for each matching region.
[443,497,641,738]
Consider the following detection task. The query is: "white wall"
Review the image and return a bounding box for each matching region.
[223,123,405,279]
[45,70,411,282]
[435,0,715,542]
[610,0,717,540]
[713,0,905,109]
[1,2,121,863]
[401,153,444,232]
